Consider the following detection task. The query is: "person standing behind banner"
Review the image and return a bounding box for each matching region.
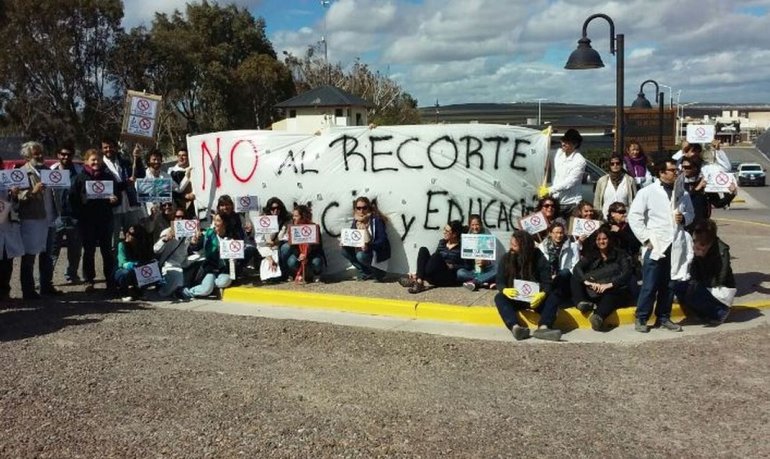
[594,153,637,218]
[281,204,325,283]
[50,144,84,284]
[0,162,24,301]
[70,149,121,293]
[168,147,195,218]
[101,139,145,249]
[538,128,586,219]
[16,141,60,299]
[458,214,497,291]
[340,196,391,281]
[623,141,653,188]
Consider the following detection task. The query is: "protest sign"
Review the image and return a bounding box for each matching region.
[703,168,735,193]
[121,90,162,144]
[41,170,71,188]
[136,177,172,203]
[219,239,245,259]
[570,217,600,238]
[173,219,198,239]
[187,124,551,273]
[686,124,715,143]
[0,169,30,189]
[518,211,549,235]
[461,233,497,260]
[341,228,366,248]
[134,262,162,288]
[85,180,113,199]
[289,224,319,245]
[513,279,541,303]
[235,195,260,213]
[252,214,279,234]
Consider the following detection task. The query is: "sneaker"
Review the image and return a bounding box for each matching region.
[511,324,531,341]
[634,319,650,333]
[589,313,603,331]
[533,327,562,341]
[576,301,595,313]
[657,318,683,332]
[398,276,415,288]
[708,308,730,326]
[463,281,477,292]
[180,288,194,300]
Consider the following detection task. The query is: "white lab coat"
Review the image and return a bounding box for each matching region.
[550,148,586,206]
[628,178,694,280]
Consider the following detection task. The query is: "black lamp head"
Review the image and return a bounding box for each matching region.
[564,37,605,69]
[631,92,653,109]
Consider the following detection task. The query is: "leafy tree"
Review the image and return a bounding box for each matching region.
[0,0,124,149]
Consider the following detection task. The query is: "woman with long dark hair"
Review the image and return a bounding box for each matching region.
[399,220,468,294]
[113,225,154,300]
[341,196,391,281]
[280,204,326,282]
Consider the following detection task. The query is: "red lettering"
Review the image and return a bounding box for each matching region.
[200,138,222,190]
[229,139,259,183]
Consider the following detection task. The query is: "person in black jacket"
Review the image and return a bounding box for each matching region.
[70,148,121,293]
[493,230,560,341]
[681,156,735,232]
[571,225,633,331]
[399,220,469,294]
[340,196,391,281]
[673,219,732,324]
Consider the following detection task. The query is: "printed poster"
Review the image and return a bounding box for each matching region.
[461,234,496,260]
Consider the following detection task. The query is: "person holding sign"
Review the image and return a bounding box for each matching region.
[571,226,634,331]
[70,149,120,293]
[493,230,561,341]
[680,156,735,233]
[101,139,146,251]
[255,197,292,281]
[113,225,154,300]
[458,215,497,291]
[537,220,579,305]
[50,144,84,284]
[141,149,175,216]
[168,148,195,218]
[340,197,391,281]
[538,128,586,219]
[183,213,233,298]
[153,208,192,298]
[281,204,326,283]
[398,220,468,294]
[0,159,23,301]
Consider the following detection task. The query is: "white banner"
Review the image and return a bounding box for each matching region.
[187,125,550,273]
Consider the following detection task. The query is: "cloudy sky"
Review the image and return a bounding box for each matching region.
[123,0,770,108]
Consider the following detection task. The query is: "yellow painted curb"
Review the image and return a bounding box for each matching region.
[223,286,770,331]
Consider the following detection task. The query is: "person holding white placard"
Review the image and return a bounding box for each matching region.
[458,214,497,291]
[537,220,579,308]
[101,139,146,250]
[256,197,291,281]
[594,153,636,219]
[0,157,23,301]
[70,149,120,293]
[493,230,561,341]
[280,204,325,283]
[340,197,391,281]
[153,208,191,298]
[183,213,232,298]
[169,147,195,218]
[114,225,154,300]
[680,156,735,233]
[217,194,258,277]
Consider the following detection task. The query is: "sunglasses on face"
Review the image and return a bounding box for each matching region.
[174,214,186,219]
[270,206,281,211]
[355,206,369,211]
[610,161,622,166]
[59,152,72,157]
[542,204,555,208]
[613,209,627,214]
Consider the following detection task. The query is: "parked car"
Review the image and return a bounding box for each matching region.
[736,163,766,187]
[581,159,608,202]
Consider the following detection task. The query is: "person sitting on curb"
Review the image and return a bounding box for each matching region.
[114,225,154,301]
[280,204,326,283]
[153,206,192,299]
[493,230,560,341]
[340,196,391,281]
[458,214,497,291]
[571,225,633,331]
[536,220,579,310]
[672,219,733,325]
[183,213,232,299]
[256,197,292,282]
[399,220,468,294]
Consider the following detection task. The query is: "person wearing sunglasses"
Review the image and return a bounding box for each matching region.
[256,197,292,281]
[153,206,191,299]
[340,196,391,281]
[50,144,84,284]
[594,152,637,219]
[114,225,154,301]
[680,156,736,233]
[628,160,694,333]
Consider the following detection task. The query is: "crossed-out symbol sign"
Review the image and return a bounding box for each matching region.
[584,220,597,231]
[350,230,362,241]
[91,181,105,193]
[259,216,271,227]
[300,226,312,237]
[229,241,242,252]
[240,196,251,208]
[521,284,532,295]
[695,127,706,136]
[715,172,729,185]
[49,171,62,183]
[139,118,152,130]
[10,170,24,182]
[140,266,153,278]
[184,220,197,231]
[530,215,541,226]
[137,99,150,112]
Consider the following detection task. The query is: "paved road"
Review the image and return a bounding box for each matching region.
[720,146,770,223]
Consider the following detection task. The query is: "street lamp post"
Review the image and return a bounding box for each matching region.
[565,13,624,156]
[320,0,331,83]
[631,79,665,155]
[536,98,548,126]
[659,84,674,109]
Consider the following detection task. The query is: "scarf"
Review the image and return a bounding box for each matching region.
[543,238,562,276]
[83,164,104,179]
[609,168,626,189]
[624,155,648,179]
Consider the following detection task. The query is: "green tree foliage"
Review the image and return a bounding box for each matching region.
[0,0,124,148]
[284,51,420,125]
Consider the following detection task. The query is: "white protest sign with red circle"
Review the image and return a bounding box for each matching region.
[686,124,715,143]
[41,170,71,188]
[289,224,319,245]
[253,214,279,234]
[133,262,162,288]
[704,167,736,193]
[341,228,366,248]
[519,211,549,235]
[513,279,540,303]
[219,239,245,259]
[85,180,113,199]
[173,219,198,239]
[571,217,599,238]
[235,195,259,212]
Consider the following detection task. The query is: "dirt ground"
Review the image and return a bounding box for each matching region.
[1,302,768,458]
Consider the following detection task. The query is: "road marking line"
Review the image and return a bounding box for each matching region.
[714,217,770,228]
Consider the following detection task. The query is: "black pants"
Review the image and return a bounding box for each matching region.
[79,218,115,287]
[0,249,12,297]
[416,247,457,287]
[570,274,630,319]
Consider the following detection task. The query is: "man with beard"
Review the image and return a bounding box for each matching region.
[168,147,195,218]
[16,141,61,299]
[101,138,145,250]
[50,144,84,283]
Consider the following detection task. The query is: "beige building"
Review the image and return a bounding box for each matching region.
[272,85,372,133]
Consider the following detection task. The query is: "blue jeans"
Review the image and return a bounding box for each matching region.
[52,218,82,280]
[189,273,232,297]
[673,281,730,322]
[341,247,385,279]
[281,244,323,281]
[457,265,497,286]
[635,249,674,322]
[114,267,138,292]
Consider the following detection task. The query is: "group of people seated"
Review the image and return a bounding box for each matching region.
[0,132,740,342]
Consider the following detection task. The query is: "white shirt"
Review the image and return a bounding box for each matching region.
[551,148,586,206]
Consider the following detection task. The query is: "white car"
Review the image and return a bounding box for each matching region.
[736,163,766,187]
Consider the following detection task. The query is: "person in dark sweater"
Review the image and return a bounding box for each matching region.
[399,220,469,294]
[673,219,733,324]
[680,156,735,232]
[69,148,121,292]
[340,196,391,281]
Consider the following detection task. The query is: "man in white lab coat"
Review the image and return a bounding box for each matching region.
[628,160,694,333]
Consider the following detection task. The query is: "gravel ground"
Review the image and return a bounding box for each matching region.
[1,303,768,458]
